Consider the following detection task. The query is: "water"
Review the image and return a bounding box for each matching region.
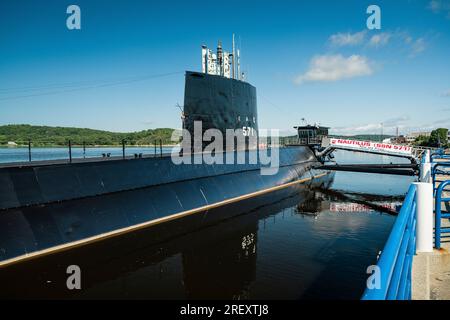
[0,146,176,163]
[0,151,415,299]
[331,150,414,196]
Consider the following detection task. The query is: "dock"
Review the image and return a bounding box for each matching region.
[362,149,450,300]
[412,157,450,300]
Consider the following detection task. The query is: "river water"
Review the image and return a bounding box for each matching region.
[0,150,415,299]
[0,146,175,163]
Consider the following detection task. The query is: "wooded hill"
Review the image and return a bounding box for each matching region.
[0,124,177,146]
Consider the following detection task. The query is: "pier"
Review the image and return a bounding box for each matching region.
[362,149,450,300]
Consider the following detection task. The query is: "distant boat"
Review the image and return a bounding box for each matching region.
[6,142,17,147]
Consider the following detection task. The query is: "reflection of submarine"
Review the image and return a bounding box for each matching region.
[0,40,334,266]
[312,188,403,216]
[295,178,332,217]
[0,181,327,299]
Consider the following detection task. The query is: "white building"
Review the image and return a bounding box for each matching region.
[406,131,431,143]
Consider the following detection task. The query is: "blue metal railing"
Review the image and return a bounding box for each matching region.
[362,184,417,300]
[432,162,450,195]
[431,149,450,161]
[431,149,450,249]
[434,180,450,249]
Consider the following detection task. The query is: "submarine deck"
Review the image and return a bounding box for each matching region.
[0,152,174,168]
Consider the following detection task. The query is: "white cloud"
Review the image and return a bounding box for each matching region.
[396,32,428,57]
[368,33,392,47]
[339,123,381,132]
[433,117,450,125]
[331,116,411,135]
[329,31,366,47]
[330,116,450,136]
[295,54,373,84]
[442,89,450,97]
[410,38,426,56]
[429,0,442,12]
[428,0,450,15]
[382,116,411,127]
[328,30,427,57]
[331,124,380,135]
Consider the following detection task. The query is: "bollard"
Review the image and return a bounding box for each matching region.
[421,150,430,164]
[68,140,72,163]
[424,150,431,163]
[28,140,32,162]
[414,182,433,253]
[420,162,431,182]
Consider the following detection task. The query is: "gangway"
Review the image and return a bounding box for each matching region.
[288,124,431,175]
[319,137,426,163]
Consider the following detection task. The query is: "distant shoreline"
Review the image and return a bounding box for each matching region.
[0,144,178,148]
[0,124,177,148]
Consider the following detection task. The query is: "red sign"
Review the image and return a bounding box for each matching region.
[329,138,412,155]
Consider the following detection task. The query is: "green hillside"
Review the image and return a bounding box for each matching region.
[0,124,177,146]
[0,124,395,147]
[329,134,393,141]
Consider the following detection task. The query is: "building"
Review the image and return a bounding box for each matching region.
[389,136,407,144]
[293,124,329,145]
[406,131,430,143]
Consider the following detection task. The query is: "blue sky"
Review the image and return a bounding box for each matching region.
[0,0,449,135]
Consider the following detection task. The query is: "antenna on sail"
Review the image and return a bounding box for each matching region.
[237,36,242,80]
[201,45,207,74]
[237,48,241,81]
[201,37,239,81]
[217,40,223,76]
[232,34,236,79]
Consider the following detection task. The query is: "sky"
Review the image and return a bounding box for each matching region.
[0,0,449,136]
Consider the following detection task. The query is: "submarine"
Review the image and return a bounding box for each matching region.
[0,40,335,266]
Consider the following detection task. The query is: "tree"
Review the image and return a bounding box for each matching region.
[0,125,177,146]
[429,128,448,147]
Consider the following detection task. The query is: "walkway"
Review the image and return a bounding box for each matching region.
[412,159,450,300]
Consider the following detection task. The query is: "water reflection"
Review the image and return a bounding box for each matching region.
[330,150,416,195]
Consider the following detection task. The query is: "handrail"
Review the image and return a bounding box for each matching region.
[0,139,169,164]
[431,148,450,161]
[361,184,417,300]
[431,162,450,194]
[434,180,450,249]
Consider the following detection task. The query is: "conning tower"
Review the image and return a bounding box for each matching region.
[183,37,258,151]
